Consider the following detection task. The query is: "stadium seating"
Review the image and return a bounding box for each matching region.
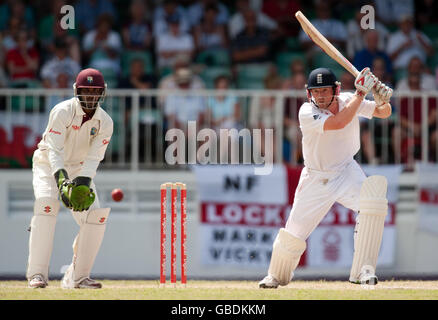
[200,66,232,88]
[99,68,119,89]
[121,50,154,78]
[312,51,345,79]
[275,51,306,77]
[195,49,231,67]
[236,64,271,89]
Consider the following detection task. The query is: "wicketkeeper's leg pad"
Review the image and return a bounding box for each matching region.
[69,208,110,284]
[268,228,306,286]
[349,175,388,282]
[26,197,60,281]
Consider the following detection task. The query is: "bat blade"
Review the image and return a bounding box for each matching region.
[295,10,359,77]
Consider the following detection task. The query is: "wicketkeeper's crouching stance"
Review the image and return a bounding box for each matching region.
[26,68,113,289]
[259,67,393,288]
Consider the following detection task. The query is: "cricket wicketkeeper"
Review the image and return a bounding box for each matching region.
[259,67,392,288]
[26,68,113,289]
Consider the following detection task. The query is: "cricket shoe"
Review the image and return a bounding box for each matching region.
[28,274,47,288]
[259,275,279,289]
[61,264,102,289]
[350,265,378,285]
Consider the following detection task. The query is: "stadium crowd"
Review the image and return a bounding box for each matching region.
[0,0,438,167]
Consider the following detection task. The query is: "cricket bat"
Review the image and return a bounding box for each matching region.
[295,10,359,77]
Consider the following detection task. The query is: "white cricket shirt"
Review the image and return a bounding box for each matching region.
[299,92,375,172]
[33,97,113,178]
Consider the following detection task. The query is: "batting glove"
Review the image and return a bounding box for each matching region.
[372,81,393,107]
[354,68,378,97]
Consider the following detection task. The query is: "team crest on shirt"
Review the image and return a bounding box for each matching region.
[313,114,321,120]
[90,127,97,135]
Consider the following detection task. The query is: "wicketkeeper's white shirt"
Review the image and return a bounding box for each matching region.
[299,92,376,172]
[33,97,113,179]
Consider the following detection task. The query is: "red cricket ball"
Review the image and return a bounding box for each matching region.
[111,188,124,202]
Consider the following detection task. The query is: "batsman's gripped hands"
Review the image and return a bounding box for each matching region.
[373,81,393,108]
[354,67,378,97]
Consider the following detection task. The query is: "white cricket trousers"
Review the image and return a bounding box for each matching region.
[285,160,366,241]
[32,161,100,207]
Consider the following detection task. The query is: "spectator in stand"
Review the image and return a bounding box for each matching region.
[353,30,393,77]
[228,0,277,40]
[122,0,152,51]
[392,73,438,165]
[38,0,81,64]
[249,66,282,162]
[206,75,241,162]
[0,65,8,88]
[164,68,206,131]
[118,58,157,163]
[0,0,35,32]
[40,37,80,89]
[187,0,229,28]
[45,72,72,116]
[262,0,301,37]
[75,0,117,35]
[153,0,190,38]
[158,57,205,92]
[155,15,194,69]
[82,14,122,75]
[299,1,347,54]
[2,16,33,52]
[346,8,390,61]
[231,10,271,65]
[281,58,306,89]
[372,56,394,89]
[283,72,306,164]
[369,57,398,164]
[5,29,39,83]
[374,0,414,27]
[193,3,228,53]
[396,56,437,91]
[119,58,156,90]
[206,75,240,131]
[415,0,438,28]
[387,14,434,72]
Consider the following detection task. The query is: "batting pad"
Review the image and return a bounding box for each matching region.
[349,175,388,282]
[69,208,110,283]
[268,228,306,286]
[26,198,60,281]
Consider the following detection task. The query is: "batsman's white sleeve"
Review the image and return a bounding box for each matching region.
[357,98,376,119]
[78,117,114,178]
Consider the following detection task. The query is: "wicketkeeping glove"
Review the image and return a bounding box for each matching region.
[372,81,393,107]
[354,68,378,97]
[54,169,73,209]
[69,176,96,212]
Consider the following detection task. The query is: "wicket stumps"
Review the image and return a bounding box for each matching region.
[160,182,187,287]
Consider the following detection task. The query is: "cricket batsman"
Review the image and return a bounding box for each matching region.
[26,68,113,289]
[259,67,392,288]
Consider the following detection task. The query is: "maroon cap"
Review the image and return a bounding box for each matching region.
[75,68,105,88]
